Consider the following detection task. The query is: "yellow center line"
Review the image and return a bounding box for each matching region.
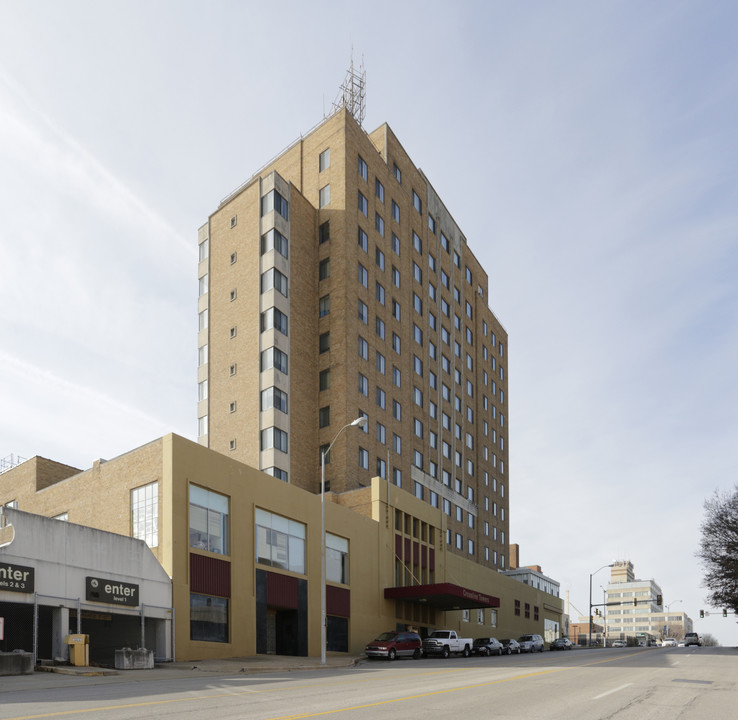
[3,650,653,720]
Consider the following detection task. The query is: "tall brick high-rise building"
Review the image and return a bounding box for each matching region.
[197,103,509,571]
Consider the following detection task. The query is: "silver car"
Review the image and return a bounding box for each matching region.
[518,633,544,652]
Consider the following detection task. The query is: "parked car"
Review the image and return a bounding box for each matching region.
[662,638,677,647]
[518,634,545,653]
[473,637,504,656]
[677,641,686,647]
[611,640,626,648]
[500,638,521,654]
[365,631,422,660]
[550,637,573,650]
[684,632,701,647]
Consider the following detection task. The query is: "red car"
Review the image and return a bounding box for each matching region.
[365,631,422,660]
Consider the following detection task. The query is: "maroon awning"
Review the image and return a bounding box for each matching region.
[384,582,500,610]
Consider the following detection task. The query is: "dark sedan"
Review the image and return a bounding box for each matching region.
[551,637,573,650]
[472,637,504,656]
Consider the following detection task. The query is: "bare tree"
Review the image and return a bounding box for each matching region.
[696,487,738,613]
[700,633,720,647]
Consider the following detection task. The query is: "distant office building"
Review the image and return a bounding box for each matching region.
[604,561,693,642]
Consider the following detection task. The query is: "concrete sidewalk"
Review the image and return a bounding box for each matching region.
[1,654,365,692]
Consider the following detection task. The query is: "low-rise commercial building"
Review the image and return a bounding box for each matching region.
[0,507,172,665]
[1,434,562,661]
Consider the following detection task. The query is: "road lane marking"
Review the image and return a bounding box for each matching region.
[592,683,633,699]
[2,650,657,720]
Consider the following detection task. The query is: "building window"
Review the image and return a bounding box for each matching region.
[392,299,401,321]
[375,247,385,271]
[376,387,386,409]
[392,333,401,354]
[319,369,331,391]
[375,178,385,202]
[391,266,400,289]
[229,439,237,451]
[255,508,305,574]
[199,274,208,296]
[319,406,331,428]
[358,263,368,288]
[392,467,402,487]
[392,233,400,255]
[261,427,288,453]
[391,200,400,222]
[515,599,521,616]
[375,213,385,237]
[428,214,436,234]
[358,155,368,181]
[189,485,229,554]
[261,347,288,374]
[229,401,237,413]
[393,433,402,454]
[358,191,368,216]
[190,594,228,643]
[264,467,288,482]
[376,421,386,445]
[440,232,449,252]
[358,336,369,360]
[376,281,385,305]
[198,379,208,401]
[261,386,288,413]
[261,190,288,220]
[412,261,422,284]
[198,415,208,437]
[359,299,368,325]
[392,400,401,421]
[261,268,288,297]
[319,258,330,280]
[376,351,386,374]
[412,190,422,213]
[319,221,330,244]
[359,373,369,396]
[131,481,158,548]
[261,307,288,335]
[358,447,369,469]
[319,295,331,317]
[376,316,385,339]
[414,482,423,500]
[326,533,349,584]
[358,227,368,252]
[393,163,401,183]
[319,332,330,353]
[376,457,387,479]
[199,237,209,261]
[319,148,330,171]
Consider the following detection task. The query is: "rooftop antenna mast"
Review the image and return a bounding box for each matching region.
[332,51,366,127]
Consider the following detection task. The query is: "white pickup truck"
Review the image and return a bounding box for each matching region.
[422,630,473,658]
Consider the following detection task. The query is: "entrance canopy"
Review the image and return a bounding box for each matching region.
[384,582,500,610]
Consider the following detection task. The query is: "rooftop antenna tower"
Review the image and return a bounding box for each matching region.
[332,51,366,127]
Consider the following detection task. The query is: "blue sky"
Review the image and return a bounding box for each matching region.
[1,1,737,644]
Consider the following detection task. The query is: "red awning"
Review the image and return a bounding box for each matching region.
[384,582,500,610]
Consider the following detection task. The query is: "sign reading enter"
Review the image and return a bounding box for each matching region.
[86,577,139,606]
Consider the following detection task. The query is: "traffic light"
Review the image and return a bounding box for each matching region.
[657,594,662,605]
[700,609,704,618]
[724,609,728,617]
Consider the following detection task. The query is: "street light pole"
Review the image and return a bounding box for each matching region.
[589,563,613,647]
[321,416,367,665]
[665,599,682,639]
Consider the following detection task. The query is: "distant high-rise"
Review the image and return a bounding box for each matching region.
[197,106,509,570]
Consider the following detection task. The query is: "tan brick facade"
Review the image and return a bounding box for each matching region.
[198,108,509,573]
